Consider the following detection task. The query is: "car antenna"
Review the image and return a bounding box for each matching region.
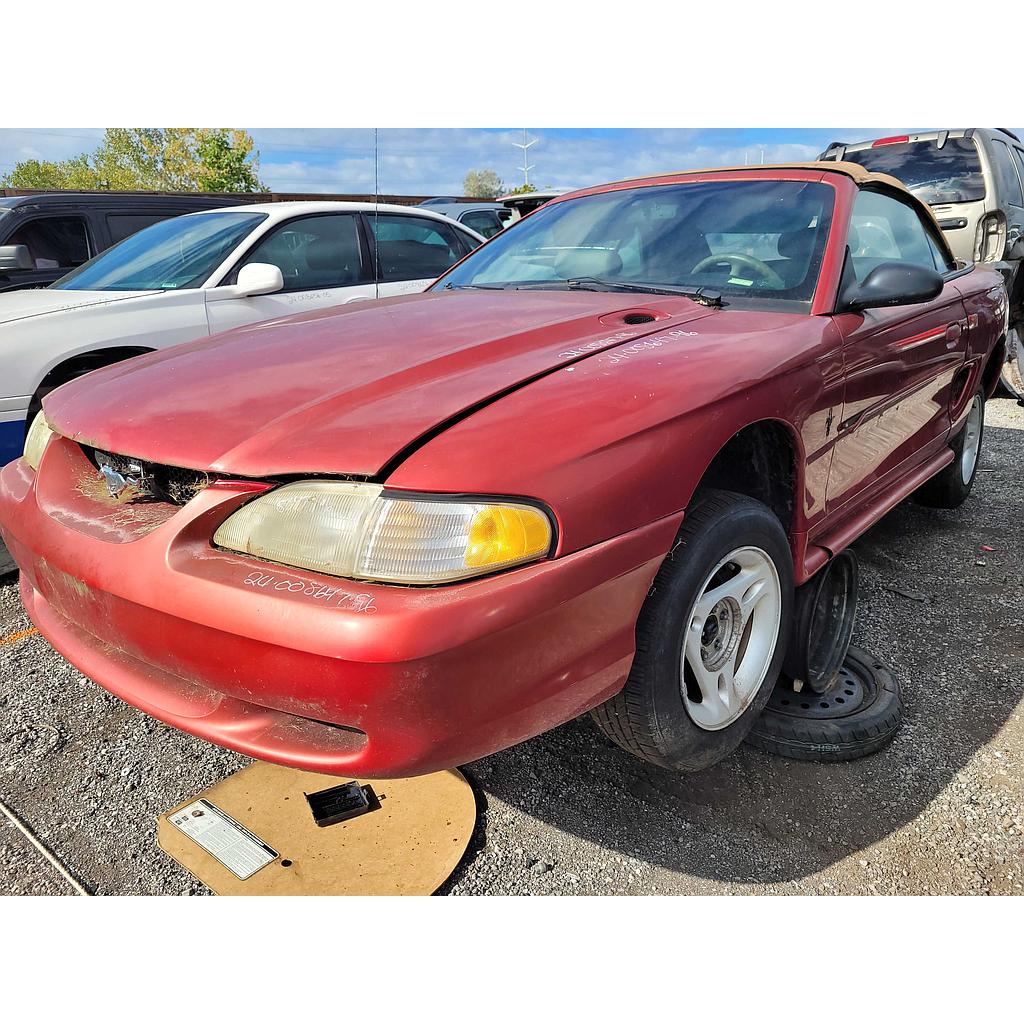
[373,128,380,300]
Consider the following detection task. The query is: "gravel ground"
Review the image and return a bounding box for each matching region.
[1,398,1022,896]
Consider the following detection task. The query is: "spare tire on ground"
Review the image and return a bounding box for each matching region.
[745,646,902,762]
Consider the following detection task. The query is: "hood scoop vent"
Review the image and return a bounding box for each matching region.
[599,307,669,327]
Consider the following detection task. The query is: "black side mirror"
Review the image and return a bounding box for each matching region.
[840,261,944,312]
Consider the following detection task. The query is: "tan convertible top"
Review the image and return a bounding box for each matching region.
[611,160,909,193]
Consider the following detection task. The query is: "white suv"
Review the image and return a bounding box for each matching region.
[821,129,1024,396]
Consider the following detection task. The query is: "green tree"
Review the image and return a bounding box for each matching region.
[1,128,266,193]
[195,130,266,192]
[463,168,504,198]
[0,156,96,189]
[505,183,537,195]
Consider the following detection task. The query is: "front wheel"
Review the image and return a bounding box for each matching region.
[592,489,793,771]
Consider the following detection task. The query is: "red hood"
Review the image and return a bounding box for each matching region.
[45,290,716,478]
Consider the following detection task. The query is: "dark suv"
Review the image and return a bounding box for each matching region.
[0,191,251,292]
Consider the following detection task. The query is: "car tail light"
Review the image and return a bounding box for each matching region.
[974,213,1005,262]
[871,135,910,147]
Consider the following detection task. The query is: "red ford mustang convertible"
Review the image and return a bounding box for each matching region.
[0,163,1005,777]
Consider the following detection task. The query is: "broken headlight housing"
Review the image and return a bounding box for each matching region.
[213,481,554,585]
[23,412,56,471]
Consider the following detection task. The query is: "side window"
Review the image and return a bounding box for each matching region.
[5,216,89,269]
[1014,149,1024,197]
[926,230,953,272]
[365,214,465,282]
[991,140,1024,207]
[239,214,366,290]
[107,212,172,245]
[848,191,937,281]
[461,210,501,238]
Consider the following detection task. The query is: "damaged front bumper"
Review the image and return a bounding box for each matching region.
[0,436,673,777]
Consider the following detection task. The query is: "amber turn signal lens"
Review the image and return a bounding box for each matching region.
[465,506,552,568]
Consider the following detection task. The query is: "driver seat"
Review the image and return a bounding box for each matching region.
[776,228,817,287]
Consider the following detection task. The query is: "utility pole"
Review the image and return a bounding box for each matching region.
[513,128,538,188]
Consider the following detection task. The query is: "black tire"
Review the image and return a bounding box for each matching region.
[745,646,902,762]
[915,388,984,509]
[591,488,794,772]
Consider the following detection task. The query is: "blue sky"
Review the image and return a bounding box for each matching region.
[0,127,925,194]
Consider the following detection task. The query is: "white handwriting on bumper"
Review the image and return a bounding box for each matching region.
[243,571,377,613]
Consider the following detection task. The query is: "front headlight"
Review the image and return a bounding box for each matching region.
[23,412,56,471]
[213,481,554,584]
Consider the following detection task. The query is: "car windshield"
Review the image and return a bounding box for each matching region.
[847,138,985,204]
[52,211,267,292]
[434,179,834,309]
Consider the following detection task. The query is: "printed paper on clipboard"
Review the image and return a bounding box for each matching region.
[167,799,278,879]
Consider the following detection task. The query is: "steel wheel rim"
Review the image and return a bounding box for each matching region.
[960,396,982,485]
[680,545,782,731]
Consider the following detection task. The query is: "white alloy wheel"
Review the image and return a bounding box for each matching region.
[960,395,983,485]
[681,545,782,730]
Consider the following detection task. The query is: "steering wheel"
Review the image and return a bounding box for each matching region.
[689,252,785,290]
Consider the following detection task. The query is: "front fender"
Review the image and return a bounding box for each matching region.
[386,311,839,560]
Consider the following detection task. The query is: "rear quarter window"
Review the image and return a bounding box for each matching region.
[106,212,174,244]
[366,214,466,282]
[990,140,1024,206]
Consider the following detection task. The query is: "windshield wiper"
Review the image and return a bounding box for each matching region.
[564,277,724,307]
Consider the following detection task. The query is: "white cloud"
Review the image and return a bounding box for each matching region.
[0,128,103,176]
[252,128,833,195]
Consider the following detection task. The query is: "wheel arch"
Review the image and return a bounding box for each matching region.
[688,417,803,543]
[30,346,155,420]
[982,333,1006,398]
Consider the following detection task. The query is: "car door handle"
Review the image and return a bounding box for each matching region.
[945,322,962,348]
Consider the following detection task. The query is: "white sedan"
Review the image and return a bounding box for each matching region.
[0,200,484,470]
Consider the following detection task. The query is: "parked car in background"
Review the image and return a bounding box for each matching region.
[0,199,484,468]
[821,129,1024,396]
[0,191,251,292]
[0,163,1004,776]
[417,200,512,238]
[499,188,572,223]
